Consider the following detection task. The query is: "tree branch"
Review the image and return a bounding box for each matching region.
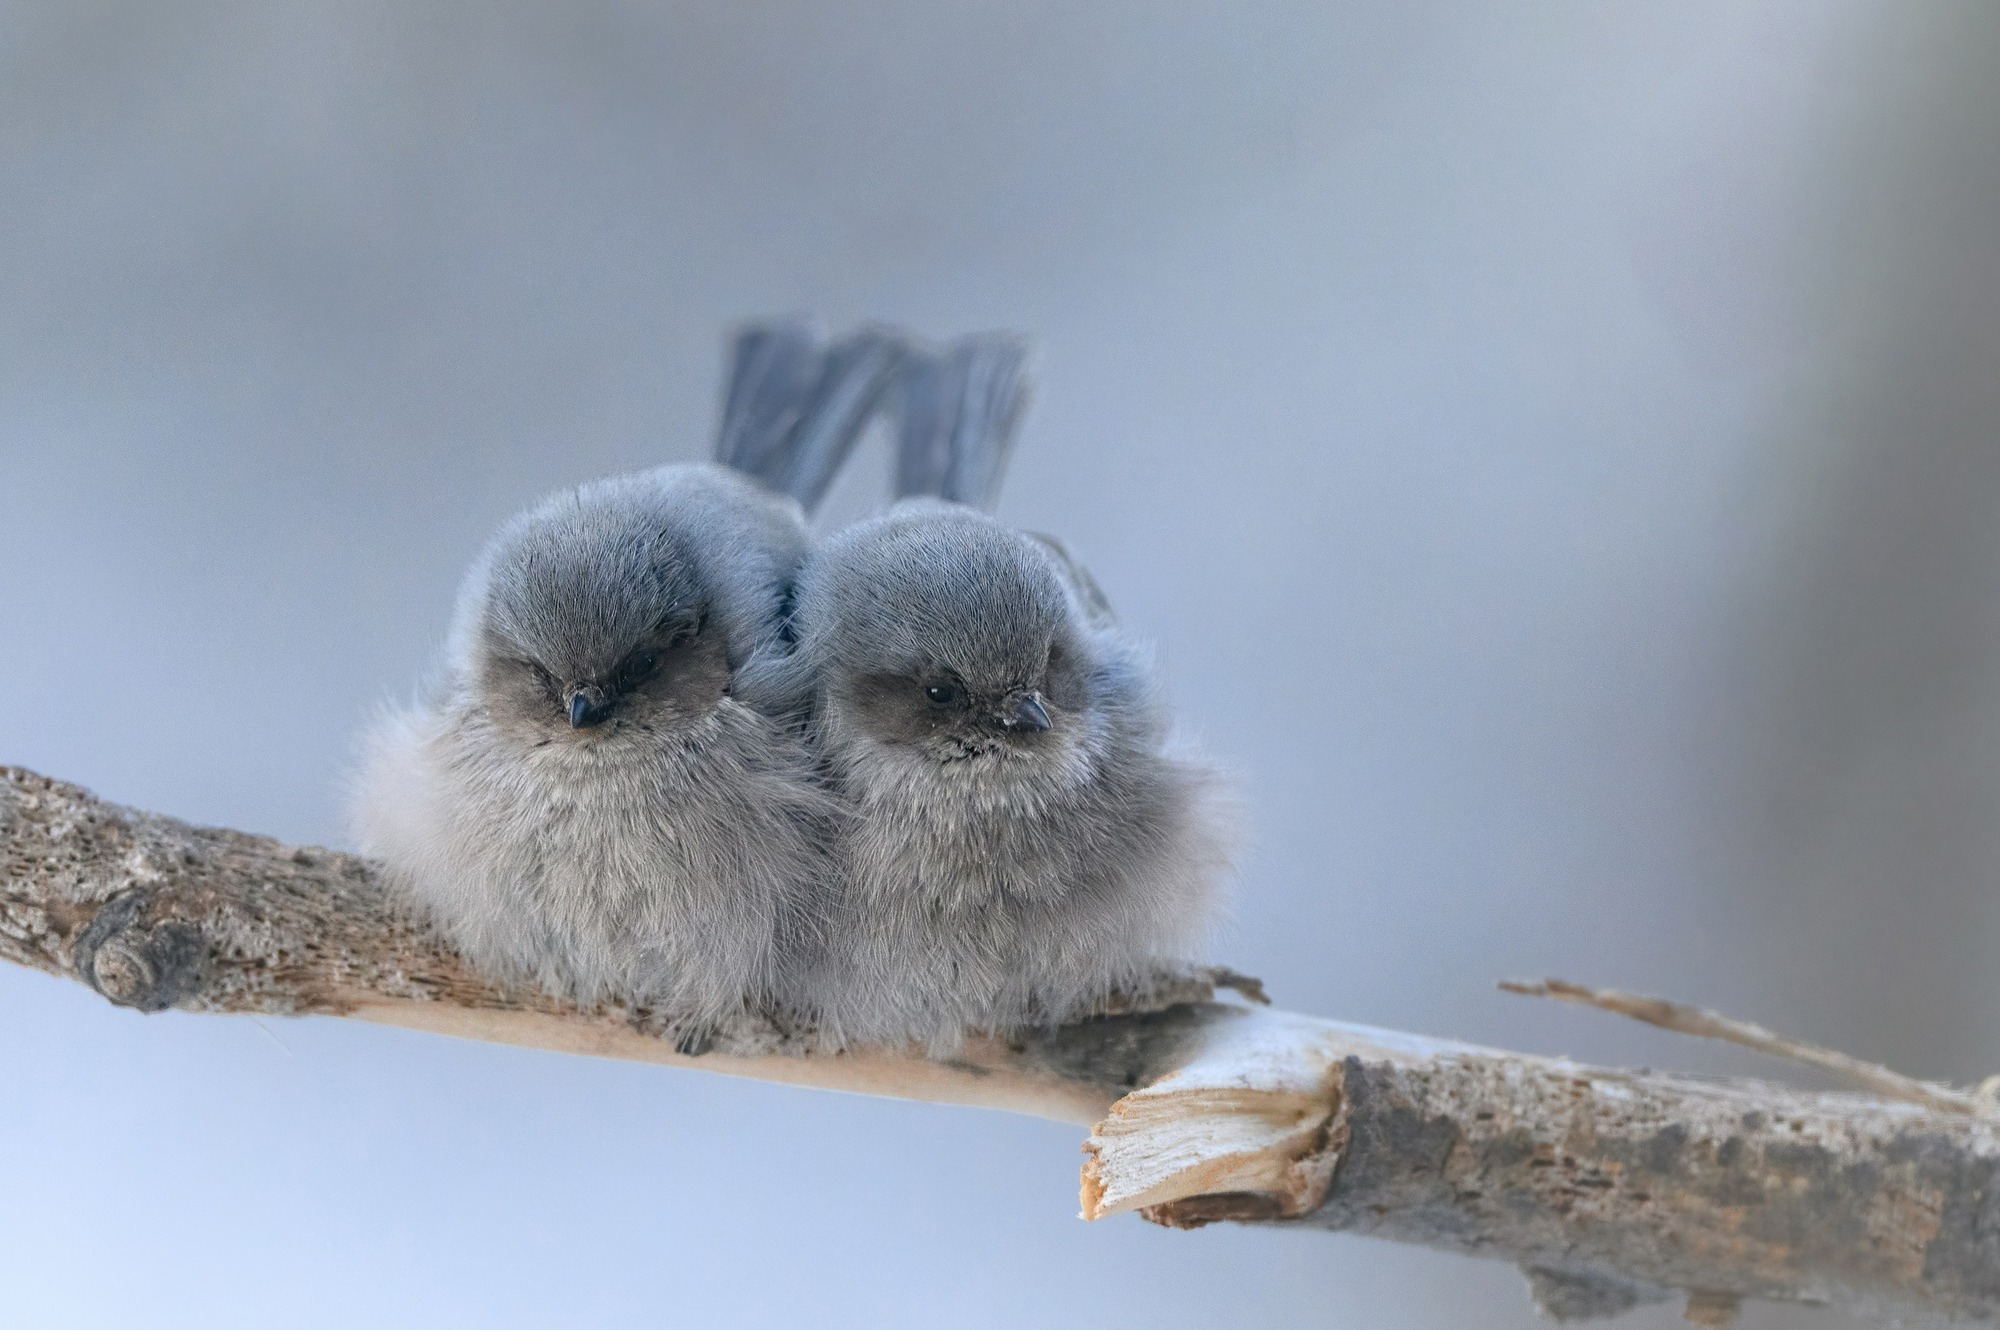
[6,765,1998,1325]
[1501,976,1991,1117]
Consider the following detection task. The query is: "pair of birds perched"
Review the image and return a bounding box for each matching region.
[352,323,1235,1053]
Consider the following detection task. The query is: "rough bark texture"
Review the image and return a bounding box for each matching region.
[6,765,1998,1324]
[0,765,1230,1121]
[1279,1027,2000,1323]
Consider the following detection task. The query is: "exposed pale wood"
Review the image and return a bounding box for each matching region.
[1082,1007,1342,1220]
[6,764,1999,1324]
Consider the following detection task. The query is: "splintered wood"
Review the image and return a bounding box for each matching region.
[6,764,1999,1324]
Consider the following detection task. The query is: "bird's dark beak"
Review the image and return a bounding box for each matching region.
[567,686,610,729]
[998,691,1052,734]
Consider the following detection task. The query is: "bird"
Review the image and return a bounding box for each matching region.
[350,464,840,1041]
[350,327,898,1042]
[749,339,1235,1050]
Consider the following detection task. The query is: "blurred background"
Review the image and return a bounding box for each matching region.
[4,3,1998,1325]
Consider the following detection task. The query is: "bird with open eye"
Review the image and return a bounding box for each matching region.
[350,464,841,1039]
[750,492,1237,1051]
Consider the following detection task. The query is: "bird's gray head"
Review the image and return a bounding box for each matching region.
[798,502,1095,764]
[462,474,735,747]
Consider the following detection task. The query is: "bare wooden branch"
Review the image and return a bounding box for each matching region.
[7,764,2000,1325]
[1501,976,1988,1117]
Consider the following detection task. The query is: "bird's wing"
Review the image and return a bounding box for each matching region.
[1025,530,1117,627]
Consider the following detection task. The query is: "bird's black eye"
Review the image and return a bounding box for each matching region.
[924,683,961,707]
[618,652,659,691]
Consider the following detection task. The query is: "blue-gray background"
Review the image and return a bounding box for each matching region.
[5,4,1998,1326]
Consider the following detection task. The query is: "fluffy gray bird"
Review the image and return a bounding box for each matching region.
[352,463,840,1036]
[754,345,1233,1049]
[352,325,902,1035]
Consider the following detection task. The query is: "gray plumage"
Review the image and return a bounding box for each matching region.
[752,499,1235,1050]
[715,321,904,513]
[351,463,837,1033]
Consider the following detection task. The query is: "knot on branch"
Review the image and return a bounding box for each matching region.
[72,889,204,1012]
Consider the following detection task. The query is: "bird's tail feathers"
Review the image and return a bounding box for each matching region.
[714,321,904,513]
[892,332,1033,511]
[715,321,818,486]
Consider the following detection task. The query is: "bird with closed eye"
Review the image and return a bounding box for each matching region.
[351,325,901,1041]
[351,463,841,1040]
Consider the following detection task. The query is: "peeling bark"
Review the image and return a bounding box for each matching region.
[5,765,1998,1323]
